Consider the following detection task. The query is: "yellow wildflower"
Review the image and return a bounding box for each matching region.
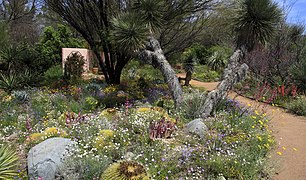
[277,152,282,156]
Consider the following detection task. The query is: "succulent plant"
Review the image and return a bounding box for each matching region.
[0,144,19,179]
[12,90,29,103]
[149,117,177,139]
[100,161,150,180]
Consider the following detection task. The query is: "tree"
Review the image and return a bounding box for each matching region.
[45,0,216,107]
[0,0,39,44]
[199,0,282,118]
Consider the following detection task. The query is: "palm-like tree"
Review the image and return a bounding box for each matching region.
[235,0,282,52]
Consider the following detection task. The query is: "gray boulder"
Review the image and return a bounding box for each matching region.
[28,137,76,180]
[185,118,208,138]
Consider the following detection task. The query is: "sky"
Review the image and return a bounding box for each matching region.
[273,0,306,25]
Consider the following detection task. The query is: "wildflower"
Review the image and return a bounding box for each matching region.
[277,152,282,156]
[293,148,298,151]
[282,146,286,150]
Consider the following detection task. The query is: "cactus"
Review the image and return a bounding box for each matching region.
[100,161,150,180]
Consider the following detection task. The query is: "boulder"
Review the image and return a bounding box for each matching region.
[28,137,76,180]
[185,118,208,138]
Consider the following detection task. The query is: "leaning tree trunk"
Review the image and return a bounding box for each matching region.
[139,37,183,107]
[200,47,249,118]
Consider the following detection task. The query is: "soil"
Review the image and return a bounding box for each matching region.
[177,74,306,180]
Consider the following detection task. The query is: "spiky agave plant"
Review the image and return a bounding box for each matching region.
[100,161,150,180]
[0,144,19,179]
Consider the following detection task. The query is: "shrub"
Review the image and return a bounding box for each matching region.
[290,58,306,92]
[43,64,63,85]
[286,96,306,116]
[59,154,111,180]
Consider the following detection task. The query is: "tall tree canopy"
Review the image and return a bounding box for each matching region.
[44,0,216,84]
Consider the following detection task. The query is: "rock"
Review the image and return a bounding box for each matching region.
[185,118,208,138]
[28,137,76,180]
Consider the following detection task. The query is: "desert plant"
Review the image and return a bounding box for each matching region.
[100,160,150,180]
[12,90,29,103]
[179,89,208,120]
[207,46,231,72]
[0,144,19,179]
[149,117,176,139]
[0,71,20,93]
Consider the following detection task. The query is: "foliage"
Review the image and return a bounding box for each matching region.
[192,65,220,82]
[207,45,232,71]
[0,144,19,179]
[234,0,282,51]
[45,0,216,84]
[0,71,21,93]
[286,96,306,116]
[290,58,306,92]
[38,24,84,64]
[179,89,207,121]
[59,154,111,180]
[101,161,150,180]
[64,52,85,81]
[43,64,64,85]
[111,13,148,54]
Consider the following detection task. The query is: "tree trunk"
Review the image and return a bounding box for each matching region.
[200,48,249,118]
[184,71,192,86]
[139,37,183,107]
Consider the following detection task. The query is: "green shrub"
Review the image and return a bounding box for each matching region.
[43,64,63,85]
[193,65,220,82]
[290,58,306,92]
[287,96,306,116]
[59,154,111,180]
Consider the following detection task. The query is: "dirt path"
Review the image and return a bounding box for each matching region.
[177,74,306,180]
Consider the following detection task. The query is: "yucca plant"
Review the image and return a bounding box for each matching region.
[234,0,282,52]
[111,12,148,54]
[0,72,20,93]
[0,144,19,179]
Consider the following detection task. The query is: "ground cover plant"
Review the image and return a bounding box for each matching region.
[0,74,274,179]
